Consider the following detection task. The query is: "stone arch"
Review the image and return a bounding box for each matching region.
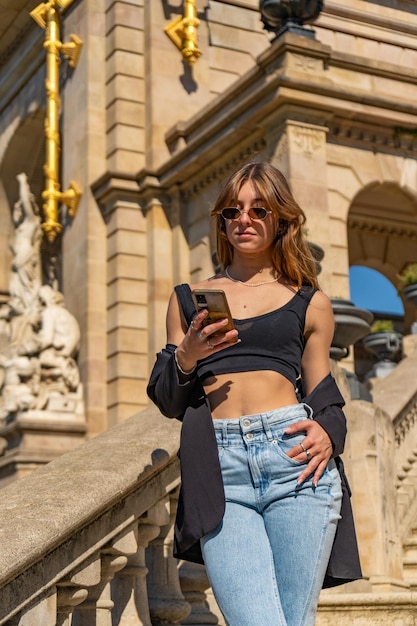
[326,147,417,322]
[348,180,417,330]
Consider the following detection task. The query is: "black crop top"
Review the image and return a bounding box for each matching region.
[177,284,318,387]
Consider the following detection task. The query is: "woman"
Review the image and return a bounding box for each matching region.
[147,161,361,626]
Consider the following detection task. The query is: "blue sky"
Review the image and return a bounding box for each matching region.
[349,266,404,315]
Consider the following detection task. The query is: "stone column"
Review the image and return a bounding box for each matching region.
[145,193,174,369]
[60,552,102,626]
[268,117,356,371]
[146,496,191,625]
[346,400,406,591]
[111,520,161,626]
[61,0,108,437]
[104,0,146,173]
[71,552,127,626]
[105,196,149,425]
[179,561,218,625]
[170,186,191,287]
[270,118,334,293]
[56,584,88,626]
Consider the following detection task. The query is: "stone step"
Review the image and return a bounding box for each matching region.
[401,569,417,591]
[402,537,417,556]
[402,530,417,584]
[402,552,417,564]
[316,591,417,625]
[410,526,417,538]
[402,578,417,591]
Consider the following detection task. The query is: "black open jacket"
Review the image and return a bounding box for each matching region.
[147,344,362,588]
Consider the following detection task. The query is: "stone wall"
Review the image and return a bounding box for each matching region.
[0,0,416,435]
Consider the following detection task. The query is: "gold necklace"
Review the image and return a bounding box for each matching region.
[225,266,281,287]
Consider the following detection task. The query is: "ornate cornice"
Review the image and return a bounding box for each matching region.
[328,120,417,155]
[323,1,417,38]
[91,135,268,212]
[348,215,417,240]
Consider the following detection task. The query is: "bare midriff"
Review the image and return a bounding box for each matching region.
[202,370,298,420]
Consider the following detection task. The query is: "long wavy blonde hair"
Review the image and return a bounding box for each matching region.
[211,161,319,290]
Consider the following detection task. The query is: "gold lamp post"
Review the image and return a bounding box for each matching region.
[30,0,83,242]
[164,0,201,65]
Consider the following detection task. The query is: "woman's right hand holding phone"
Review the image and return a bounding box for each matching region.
[174,308,239,374]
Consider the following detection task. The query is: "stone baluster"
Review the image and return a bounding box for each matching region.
[111,518,161,625]
[56,583,88,626]
[71,551,127,626]
[178,561,218,625]
[146,495,191,625]
[66,554,101,625]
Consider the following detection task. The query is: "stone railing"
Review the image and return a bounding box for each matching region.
[394,393,417,530]
[370,340,417,534]
[3,349,417,625]
[0,405,220,625]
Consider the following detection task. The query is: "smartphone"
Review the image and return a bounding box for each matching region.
[192,289,235,332]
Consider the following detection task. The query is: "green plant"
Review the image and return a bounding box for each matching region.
[370,319,394,334]
[397,262,417,294]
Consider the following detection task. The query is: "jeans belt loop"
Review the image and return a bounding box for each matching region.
[221,421,228,446]
[260,413,273,440]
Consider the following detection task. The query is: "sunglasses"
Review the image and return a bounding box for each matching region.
[220,207,272,221]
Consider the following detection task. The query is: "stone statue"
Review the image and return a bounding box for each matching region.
[8,173,42,315]
[0,355,40,420]
[0,303,42,421]
[32,285,81,393]
[0,174,83,423]
[0,284,82,420]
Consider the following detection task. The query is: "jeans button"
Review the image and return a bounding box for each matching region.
[246,433,254,439]
[242,418,251,427]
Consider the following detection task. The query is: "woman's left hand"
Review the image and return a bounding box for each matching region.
[285,420,333,487]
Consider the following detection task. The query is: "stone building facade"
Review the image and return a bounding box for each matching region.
[1,1,417,623]
[1,1,416,439]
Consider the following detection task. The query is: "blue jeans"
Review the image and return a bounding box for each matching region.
[200,404,342,626]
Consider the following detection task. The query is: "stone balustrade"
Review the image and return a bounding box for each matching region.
[3,352,417,624]
[0,404,220,625]
[371,344,417,534]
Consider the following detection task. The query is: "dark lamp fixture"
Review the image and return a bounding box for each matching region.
[259,0,323,38]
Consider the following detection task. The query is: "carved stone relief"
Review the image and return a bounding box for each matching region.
[292,125,323,157]
[293,54,321,73]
